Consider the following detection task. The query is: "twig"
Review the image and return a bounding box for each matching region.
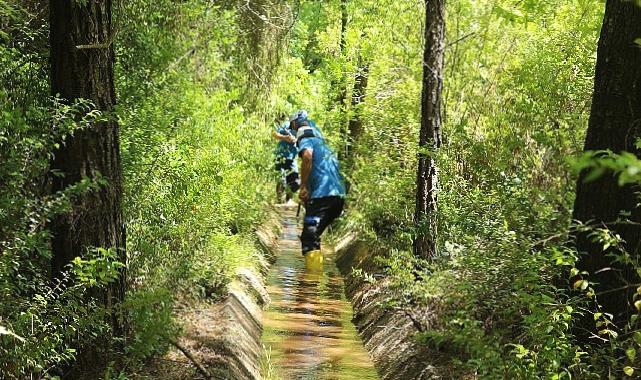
[75,42,112,50]
[595,282,641,296]
[445,31,476,48]
[75,32,115,50]
[531,232,567,248]
[166,47,197,72]
[156,357,191,365]
[168,339,212,380]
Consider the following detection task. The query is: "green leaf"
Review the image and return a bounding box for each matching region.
[626,347,636,361]
[583,167,606,183]
[0,325,25,342]
[624,366,634,376]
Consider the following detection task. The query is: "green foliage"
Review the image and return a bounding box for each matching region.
[123,288,176,361]
[3,0,638,378]
[289,0,630,378]
[574,149,641,187]
[72,248,126,287]
[1,0,286,377]
[0,2,118,373]
[117,0,274,298]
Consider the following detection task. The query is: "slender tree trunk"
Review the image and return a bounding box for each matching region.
[49,0,126,359]
[340,0,348,54]
[336,0,350,159]
[347,61,369,155]
[573,1,641,330]
[413,0,445,260]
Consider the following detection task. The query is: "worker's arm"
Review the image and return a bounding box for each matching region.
[272,130,296,144]
[299,148,313,202]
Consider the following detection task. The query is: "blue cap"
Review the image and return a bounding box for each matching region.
[289,109,309,123]
[297,109,308,120]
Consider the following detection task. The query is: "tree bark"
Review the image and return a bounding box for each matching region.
[336,0,350,159]
[49,0,126,355]
[347,61,369,155]
[573,1,641,330]
[413,0,445,260]
[340,0,348,54]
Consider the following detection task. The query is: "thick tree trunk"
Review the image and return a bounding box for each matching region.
[49,0,126,353]
[573,1,641,330]
[413,0,445,260]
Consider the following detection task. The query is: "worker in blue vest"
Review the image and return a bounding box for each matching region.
[272,113,300,203]
[290,110,346,270]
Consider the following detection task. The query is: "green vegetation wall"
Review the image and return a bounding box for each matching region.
[0,0,295,377]
[276,0,620,377]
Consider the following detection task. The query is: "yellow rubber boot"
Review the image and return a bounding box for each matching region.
[304,250,324,272]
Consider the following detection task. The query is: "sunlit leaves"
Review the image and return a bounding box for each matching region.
[72,248,125,287]
[626,347,637,361]
[0,325,25,342]
[573,150,641,186]
[573,279,589,291]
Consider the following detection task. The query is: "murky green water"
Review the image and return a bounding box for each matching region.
[261,206,379,380]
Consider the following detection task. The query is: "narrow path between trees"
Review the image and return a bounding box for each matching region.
[261,205,379,380]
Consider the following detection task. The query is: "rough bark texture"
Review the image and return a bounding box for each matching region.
[573,1,641,329]
[49,0,125,349]
[413,0,445,260]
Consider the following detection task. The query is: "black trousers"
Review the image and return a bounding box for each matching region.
[275,159,300,194]
[301,196,345,254]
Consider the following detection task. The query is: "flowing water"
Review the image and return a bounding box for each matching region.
[261,206,379,380]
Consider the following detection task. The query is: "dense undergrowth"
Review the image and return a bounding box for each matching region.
[0,0,292,377]
[286,0,637,378]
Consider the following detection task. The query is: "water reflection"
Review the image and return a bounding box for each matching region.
[262,208,379,380]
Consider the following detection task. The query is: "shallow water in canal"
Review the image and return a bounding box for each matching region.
[261,206,379,380]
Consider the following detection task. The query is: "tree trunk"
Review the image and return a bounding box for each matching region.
[573,1,641,331]
[340,0,348,54]
[413,0,445,260]
[49,0,126,358]
[336,0,350,160]
[347,61,369,155]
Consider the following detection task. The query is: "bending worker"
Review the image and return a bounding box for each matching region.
[272,113,300,202]
[291,110,346,270]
